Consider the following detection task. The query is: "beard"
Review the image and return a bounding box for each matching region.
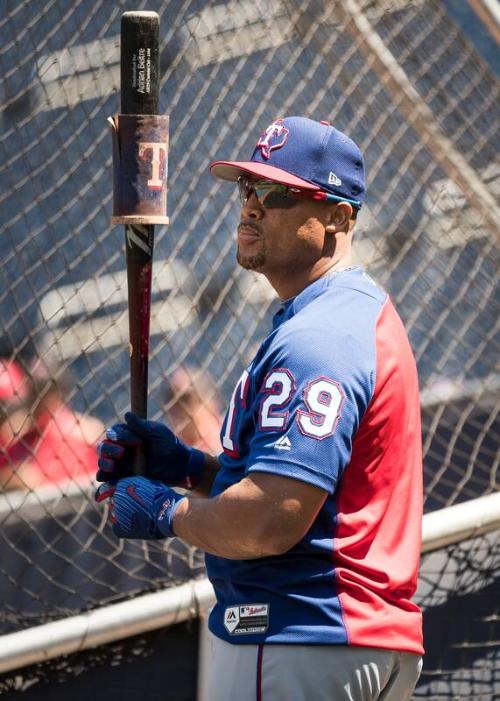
[236,239,266,270]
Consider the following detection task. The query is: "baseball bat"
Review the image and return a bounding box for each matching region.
[120,11,160,472]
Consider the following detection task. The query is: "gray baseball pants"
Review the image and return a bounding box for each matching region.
[205,630,422,701]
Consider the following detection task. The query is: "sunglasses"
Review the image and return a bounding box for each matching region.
[237,176,360,209]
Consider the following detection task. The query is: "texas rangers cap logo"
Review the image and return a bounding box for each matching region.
[257,119,289,160]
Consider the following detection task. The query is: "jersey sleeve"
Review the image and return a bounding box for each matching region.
[246,325,375,493]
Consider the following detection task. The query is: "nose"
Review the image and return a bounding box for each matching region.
[241,192,264,220]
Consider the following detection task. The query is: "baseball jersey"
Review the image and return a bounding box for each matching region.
[206,267,424,655]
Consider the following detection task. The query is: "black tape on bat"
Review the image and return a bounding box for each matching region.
[110,114,169,225]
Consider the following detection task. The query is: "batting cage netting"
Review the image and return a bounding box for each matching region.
[0,0,499,699]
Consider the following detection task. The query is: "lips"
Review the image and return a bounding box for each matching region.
[238,224,261,244]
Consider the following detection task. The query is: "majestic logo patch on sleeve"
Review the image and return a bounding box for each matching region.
[273,435,292,450]
[257,119,289,159]
[224,604,269,634]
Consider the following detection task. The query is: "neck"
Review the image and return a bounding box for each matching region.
[266,254,353,300]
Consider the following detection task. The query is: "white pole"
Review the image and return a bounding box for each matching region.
[0,577,216,674]
[467,0,500,44]
[421,491,500,552]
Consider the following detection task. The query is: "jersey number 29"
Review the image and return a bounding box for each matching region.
[222,369,344,453]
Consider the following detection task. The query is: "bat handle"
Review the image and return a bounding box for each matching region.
[130,336,149,477]
[131,400,148,476]
[132,444,147,476]
[126,225,154,477]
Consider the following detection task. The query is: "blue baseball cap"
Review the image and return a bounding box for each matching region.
[210,116,365,208]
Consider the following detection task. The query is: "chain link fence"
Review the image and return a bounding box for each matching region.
[0,0,499,697]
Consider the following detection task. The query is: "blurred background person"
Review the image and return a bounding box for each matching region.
[162,365,223,456]
[0,359,103,491]
[0,358,30,451]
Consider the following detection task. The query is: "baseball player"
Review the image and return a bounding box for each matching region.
[96,117,424,700]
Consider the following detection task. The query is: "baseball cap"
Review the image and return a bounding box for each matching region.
[210,116,365,208]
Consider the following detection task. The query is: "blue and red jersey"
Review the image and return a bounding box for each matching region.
[206,267,424,655]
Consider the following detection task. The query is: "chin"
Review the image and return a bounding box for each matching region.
[236,250,266,271]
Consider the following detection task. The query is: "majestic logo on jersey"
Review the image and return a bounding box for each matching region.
[224,604,269,634]
[257,120,289,159]
[274,435,292,451]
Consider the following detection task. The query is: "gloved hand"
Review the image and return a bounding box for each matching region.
[95,475,185,539]
[96,412,206,489]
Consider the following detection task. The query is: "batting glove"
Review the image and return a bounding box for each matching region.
[96,412,205,489]
[95,476,185,539]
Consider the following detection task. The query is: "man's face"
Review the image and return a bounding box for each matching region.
[236,187,334,277]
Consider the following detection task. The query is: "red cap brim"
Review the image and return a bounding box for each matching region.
[210,160,320,191]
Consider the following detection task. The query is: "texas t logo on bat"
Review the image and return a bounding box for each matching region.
[139,141,167,190]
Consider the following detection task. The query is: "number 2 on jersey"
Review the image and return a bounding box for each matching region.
[260,369,295,430]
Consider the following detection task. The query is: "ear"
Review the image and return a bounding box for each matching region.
[325,202,352,233]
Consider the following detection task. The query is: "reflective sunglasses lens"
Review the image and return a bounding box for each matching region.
[262,189,296,209]
[253,182,297,209]
[237,178,299,208]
